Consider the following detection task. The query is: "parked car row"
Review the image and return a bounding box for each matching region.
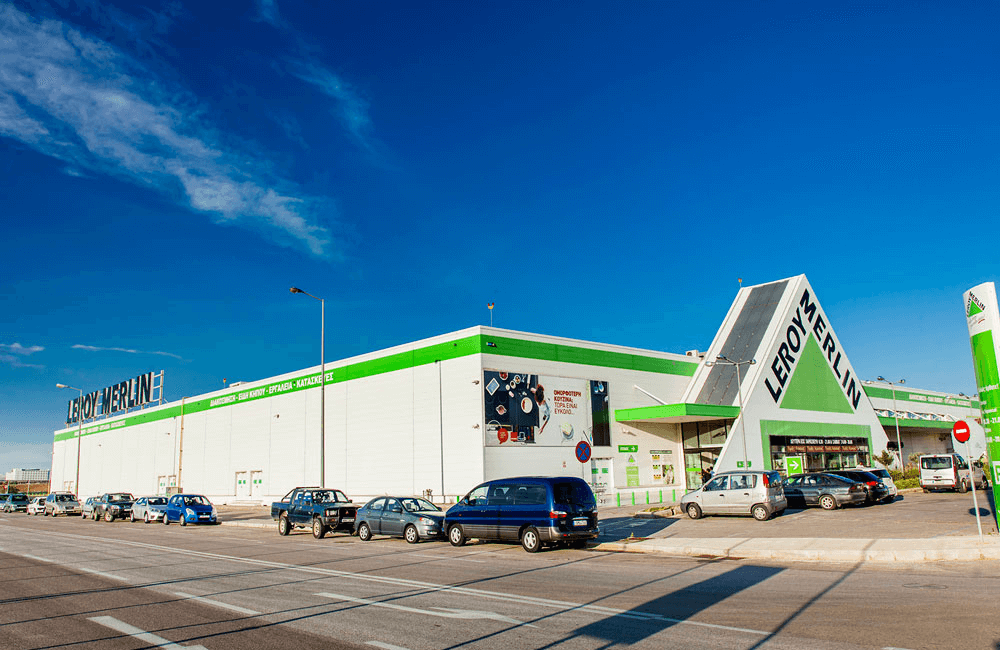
[271,476,600,553]
[8,491,217,526]
[680,467,902,521]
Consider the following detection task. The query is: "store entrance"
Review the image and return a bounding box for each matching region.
[769,435,870,474]
[682,419,734,490]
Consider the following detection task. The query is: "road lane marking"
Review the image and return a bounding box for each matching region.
[7,528,771,637]
[174,591,262,616]
[88,616,208,649]
[367,641,414,650]
[317,592,528,626]
[411,553,485,563]
[78,567,129,582]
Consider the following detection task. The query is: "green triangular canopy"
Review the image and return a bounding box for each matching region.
[779,335,853,414]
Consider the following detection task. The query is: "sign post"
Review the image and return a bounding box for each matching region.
[953,420,983,541]
[963,283,1000,534]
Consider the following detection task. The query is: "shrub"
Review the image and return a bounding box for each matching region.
[889,467,919,482]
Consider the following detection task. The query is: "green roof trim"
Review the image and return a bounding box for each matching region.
[56,332,697,441]
[614,402,740,422]
[863,385,980,409]
[877,416,954,430]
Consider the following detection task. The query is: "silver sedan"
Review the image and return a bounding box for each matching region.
[355,496,445,543]
[130,496,169,523]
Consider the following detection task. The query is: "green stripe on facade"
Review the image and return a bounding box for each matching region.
[876,416,953,430]
[56,333,698,440]
[614,403,739,422]
[862,385,979,409]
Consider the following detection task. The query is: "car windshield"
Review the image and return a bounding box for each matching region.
[109,494,133,502]
[148,497,167,505]
[921,456,952,470]
[182,496,211,506]
[314,490,349,503]
[870,469,890,479]
[56,494,76,502]
[554,482,596,508]
[12,494,28,502]
[402,498,440,512]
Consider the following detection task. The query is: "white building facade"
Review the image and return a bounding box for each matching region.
[50,275,987,505]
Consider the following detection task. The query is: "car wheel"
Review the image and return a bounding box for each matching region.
[404,524,419,544]
[130,511,136,523]
[144,512,150,524]
[686,503,702,520]
[819,495,838,510]
[278,514,290,536]
[751,504,770,521]
[312,517,327,539]
[521,527,542,553]
[959,480,969,493]
[358,522,372,541]
[180,514,187,526]
[163,514,170,525]
[448,524,466,547]
[104,510,114,523]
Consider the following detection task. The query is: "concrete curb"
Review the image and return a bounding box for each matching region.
[592,536,1000,563]
[220,519,273,529]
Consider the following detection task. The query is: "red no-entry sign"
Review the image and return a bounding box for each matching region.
[953,420,971,443]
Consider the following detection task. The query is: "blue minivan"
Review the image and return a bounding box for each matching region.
[444,476,599,552]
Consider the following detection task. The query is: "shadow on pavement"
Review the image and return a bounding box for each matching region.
[597,515,676,542]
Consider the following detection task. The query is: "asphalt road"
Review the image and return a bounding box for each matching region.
[1,511,999,650]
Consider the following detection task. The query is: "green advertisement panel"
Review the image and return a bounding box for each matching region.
[963,282,1000,531]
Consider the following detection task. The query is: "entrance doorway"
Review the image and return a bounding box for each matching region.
[590,458,613,506]
[250,471,263,500]
[235,471,249,500]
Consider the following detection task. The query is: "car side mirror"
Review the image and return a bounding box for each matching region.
[458,497,468,506]
[391,506,402,513]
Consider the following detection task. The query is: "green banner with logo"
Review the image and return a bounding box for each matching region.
[964,282,1000,531]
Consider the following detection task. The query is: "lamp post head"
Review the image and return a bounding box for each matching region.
[289,287,303,294]
[57,383,68,389]
[898,379,905,385]
[717,354,731,363]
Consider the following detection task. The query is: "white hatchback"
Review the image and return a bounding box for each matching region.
[27,497,45,515]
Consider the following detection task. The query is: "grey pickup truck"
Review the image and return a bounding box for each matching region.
[271,487,358,539]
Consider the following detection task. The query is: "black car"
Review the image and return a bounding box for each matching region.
[784,473,868,510]
[92,493,136,522]
[824,470,889,504]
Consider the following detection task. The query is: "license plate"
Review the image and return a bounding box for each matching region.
[341,517,355,522]
[199,515,209,518]
[573,518,588,527]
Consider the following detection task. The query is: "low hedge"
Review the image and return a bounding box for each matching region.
[893,477,920,489]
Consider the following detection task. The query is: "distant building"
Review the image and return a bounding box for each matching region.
[5,468,50,482]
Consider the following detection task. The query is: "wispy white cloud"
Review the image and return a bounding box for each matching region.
[0,4,332,256]
[0,342,45,369]
[253,0,283,28]
[287,61,373,149]
[72,344,184,360]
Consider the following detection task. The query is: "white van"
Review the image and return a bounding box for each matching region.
[919,454,988,493]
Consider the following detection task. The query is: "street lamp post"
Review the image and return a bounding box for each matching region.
[877,377,906,469]
[291,287,326,488]
[705,355,756,469]
[57,383,84,495]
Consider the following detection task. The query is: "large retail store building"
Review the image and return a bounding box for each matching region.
[51,275,986,504]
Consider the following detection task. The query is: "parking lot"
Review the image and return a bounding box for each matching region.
[595,489,999,542]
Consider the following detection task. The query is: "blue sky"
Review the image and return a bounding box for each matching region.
[2,0,998,471]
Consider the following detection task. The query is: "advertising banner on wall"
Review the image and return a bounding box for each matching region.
[963,282,1000,530]
[483,370,610,447]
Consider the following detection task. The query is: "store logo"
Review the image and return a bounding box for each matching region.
[764,289,862,410]
[967,292,986,325]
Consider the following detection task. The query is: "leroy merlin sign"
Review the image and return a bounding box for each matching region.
[764,289,863,411]
[963,282,1000,530]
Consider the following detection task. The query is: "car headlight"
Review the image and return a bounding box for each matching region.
[418,517,437,525]
[111,505,120,512]
[185,507,195,518]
